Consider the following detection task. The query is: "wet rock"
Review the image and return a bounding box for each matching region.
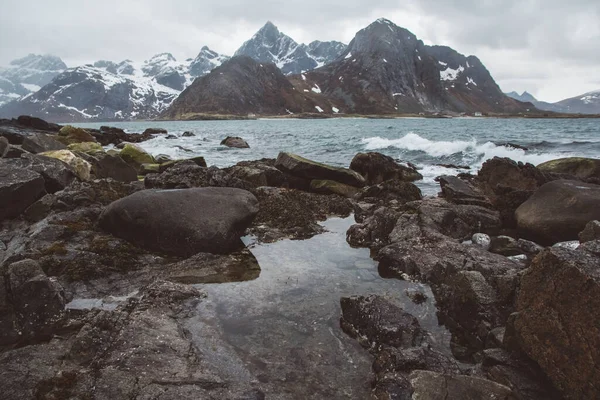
[552,240,580,250]
[99,187,259,256]
[340,295,426,350]
[579,220,600,243]
[8,153,76,193]
[405,289,428,305]
[182,131,195,137]
[143,127,167,135]
[16,115,60,132]
[67,141,104,154]
[57,125,97,145]
[489,236,521,257]
[346,207,400,249]
[249,187,352,242]
[0,118,57,144]
[83,152,138,182]
[0,164,45,220]
[145,161,208,189]
[119,143,155,171]
[310,179,359,197]
[155,154,172,163]
[472,233,491,250]
[140,163,160,175]
[512,246,600,399]
[537,157,600,181]
[357,179,422,206]
[22,133,66,153]
[4,144,26,158]
[350,152,422,184]
[40,150,91,181]
[0,136,8,157]
[476,157,550,227]
[516,180,600,245]
[165,248,260,284]
[276,152,365,187]
[165,134,177,139]
[221,136,250,148]
[438,175,492,208]
[408,370,515,400]
[6,259,66,343]
[225,159,288,188]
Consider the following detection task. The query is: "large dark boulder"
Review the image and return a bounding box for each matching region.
[275,152,365,187]
[21,133,66,154]
[350,152,422,184]
[438,175,492,208]
[220,136,250,148]
[82,152,138,183]
[537,157,600,181]
[7,153,76,193]
[99,187,259,256]
[515,180,600,245]
[511,246,600,399]
[0,163,45,220]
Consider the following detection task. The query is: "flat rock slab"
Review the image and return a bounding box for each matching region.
[276,152,365,187]
[99,187,259,256]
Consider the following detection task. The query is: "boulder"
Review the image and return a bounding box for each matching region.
[408,371,515,400]
[67,141,104,154]
[85,152,138,182]
[40,150,91,181]
[276,152,365,187]
[340,295,426,350]
[143,128,167,135]
[155,154,172,163]
[140,163,160,175]
[182,131,195,137]
[0,163,45,220]
[515,180,600,245]
[471,233,491,250]
[21,133,66,154]
[512,246,600,399]
[16,115,60,132]
[57,125,97,144]
[98,187,259,256]
[220,136,249,148]
[8,153,76,193]
[350,152,422,184]
[438,175,492,208]
[0,137,8,157]
[357,179,422,205]
[579,220,600,243]
[225,159,287,188]
[119,143,155,170]
[310,179,359,197]
[537,157,600,180]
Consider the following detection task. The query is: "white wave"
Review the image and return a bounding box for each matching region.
[362,132,562,169]
[362,133,477,157]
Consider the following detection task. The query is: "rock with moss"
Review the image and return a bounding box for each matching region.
[275,152,365,187]
[221,136,250,148]
[310,179,359,198]
[119,144,155,171]
[81,152,138,183]
[350,152,422,184]
[67,142,104,154]
[140,163,160,175]
[57,125,97,145]
[40,150,91,181]
[537,157,600,181]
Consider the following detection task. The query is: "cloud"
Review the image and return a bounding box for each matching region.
[0,0,597,102]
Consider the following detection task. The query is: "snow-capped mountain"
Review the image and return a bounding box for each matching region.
[293,18,528,114]
[0,47,229,122]
[0,54,67,105]
[505,89,600,114]
[189,46,230,78]
[234,22,347,75]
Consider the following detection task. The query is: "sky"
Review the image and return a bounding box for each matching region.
[0,0,598,103]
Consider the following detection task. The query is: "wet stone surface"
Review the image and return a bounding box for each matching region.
[185,216,451,399]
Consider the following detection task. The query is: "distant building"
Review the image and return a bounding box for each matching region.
[474,112,483,117]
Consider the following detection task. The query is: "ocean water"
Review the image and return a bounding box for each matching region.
[75,117,600,194]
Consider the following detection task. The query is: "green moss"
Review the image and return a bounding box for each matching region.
[67,142,104,154]
[40,241,68,256]
[120,144,155,169]
[58,125,96,144]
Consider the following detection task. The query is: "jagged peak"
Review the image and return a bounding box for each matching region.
[146,53,177,63]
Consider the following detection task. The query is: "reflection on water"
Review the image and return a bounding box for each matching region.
[186,216,451,399]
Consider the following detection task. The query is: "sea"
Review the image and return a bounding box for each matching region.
[75,117,600,195]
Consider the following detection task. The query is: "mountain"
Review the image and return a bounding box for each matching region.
[505,91,538,103]
[292,18,528,114]
[505,89,600,114]
[234,22,347,75]
[0,47,228,122]
[161,56,325,118]
[0,54,67,105]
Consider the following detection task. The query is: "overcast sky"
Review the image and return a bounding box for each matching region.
[1,0,598,102]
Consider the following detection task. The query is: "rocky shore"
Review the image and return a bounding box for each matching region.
[1,115,599,399]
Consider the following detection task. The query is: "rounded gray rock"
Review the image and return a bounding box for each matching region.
[99,187,259,256]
